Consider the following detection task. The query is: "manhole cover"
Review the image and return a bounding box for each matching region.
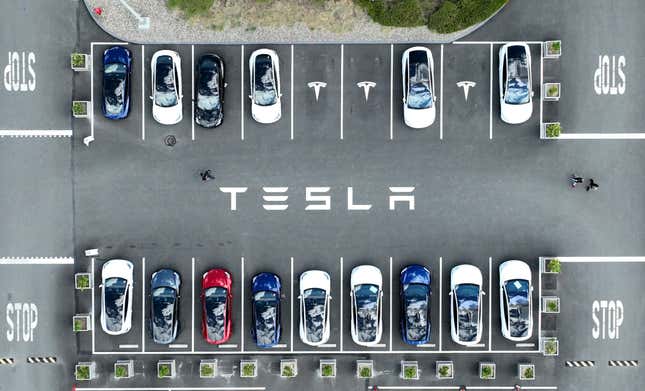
[164,135,177,147]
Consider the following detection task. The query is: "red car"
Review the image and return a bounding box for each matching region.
[201,268,233,344]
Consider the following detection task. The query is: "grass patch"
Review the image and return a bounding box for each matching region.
[167,0,214,17]
[428,0,507,33]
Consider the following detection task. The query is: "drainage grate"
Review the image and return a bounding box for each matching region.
[0,357,14,365]
[27,356,57,364]
[164,135,177,147]
[565,360,595,367]
[609,360,639,367]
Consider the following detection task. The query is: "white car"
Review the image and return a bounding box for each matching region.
[499,260,533,341]
[350,265,383,346]
[499,42,533,124]
[100,259,134,335]
[298,270,331,346]
[151,50,183,125]
[249,49,282,124]
[402,46,436,128]
[449,264,484,346]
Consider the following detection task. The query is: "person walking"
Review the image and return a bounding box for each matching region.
[200,169,215,181]
[586,178,599,191]
[569,174,583,188]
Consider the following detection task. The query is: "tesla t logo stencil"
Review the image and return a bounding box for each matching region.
[356,81,376,101]
[592,299,623,340]
[6,303,38,342]
[594,55,626,95]
[307,81,327,101]
[456,81,476,101]
[3,52,36,92]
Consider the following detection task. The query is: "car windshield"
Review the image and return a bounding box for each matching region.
[154,56,177,108]
[253,291,278,345]
[152,287,176,342]
[197,69,220,111]
[404,283,429,341]
[407,54,432,109]
[505,46,530,105]
[104,63,126,114]
[104,277,127,332]
[504,279,530,338]
[455,284,480,342]
[303,288,326,343]
[204,287,227,341]
[354,284,379,343]
[253,54,277,106]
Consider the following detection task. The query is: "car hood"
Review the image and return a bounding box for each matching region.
[102,259,133,280]
[500,100,532,124]
[351,265,382,288]
[404,104,436,129]
[300,270,330,293]
[104,47,131,66]
[401,265,430,285]
[153,104,182,125]
[499,260,531,283]
[251,101,281,124]
[450,264,482,289]
[151,269,181,290]
[252,272,281,294]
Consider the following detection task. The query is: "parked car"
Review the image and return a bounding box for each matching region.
[201,269,232,344]
[195,54,224,128]
[400,264,431,345]
[449,264,484,346]
[250,272,281,348]
[298,270,331,346]
[102,46,131,119]
[499,42,533,124]
[402,46,436,128]
[249,49,281,124]
[499,260,532,341]
[350,265,383,346]
[151,50,183,125]
[150,269,181,344]
[100,259,134,335]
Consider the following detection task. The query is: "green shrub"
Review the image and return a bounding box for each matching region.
[428,0,508,33]
[76,365,90,380]
[321,363,335,377]
[167,0,214,17]
[200,363,214,377]
[355,0,425,27]
[72,101,88,116]
[158,363,172,378]
[480,365,493,379]
[359,366,371,378]
[76,274,90,289]
[115,365,128,378]
[547,85,559,97]
[282,364,295,377]
[522,366,534,379]
[438,365,451,377]
[545,340,558,355]
[242,363,256,377]
[71,54,86,68]
[548,41,561,53]
[547,258,561,272]
[403,365,417,379]
[547,300,559,312]
[545,123,561,138]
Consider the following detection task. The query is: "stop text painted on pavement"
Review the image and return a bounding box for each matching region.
[5,302,38,342]
[3,52,36,92]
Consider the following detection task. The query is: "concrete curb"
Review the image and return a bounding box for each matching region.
[82,0,508,45]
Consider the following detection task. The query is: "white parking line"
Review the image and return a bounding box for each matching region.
[488,256,492,351]
[90,43,94,142]
[218,344,238,349]
[453,41,545,45]
[91,348,539,355]
[370,343,387,348]
[290,44,294,141]
[0,130,72,137]
[191,45,195,141]
[389,256,393,351]
[489,43,493,140]
[539,42,544,130]
[318,344,337,348]
[339,256,344,351]
[76,388,265,391]
[290,256,294,352]
[516,342,535,347]
[169,344,188,349]
[340,45,344,140]
[440,44,444,140]
[141,256,145,353]
[417,343,436,348]
[91,257,96,354]
[559,132,645,139]
[558,256,645,262]
[119,344,139,349]
[90,41,129,46]
[141,45,145,141]
[389,44,394,141]
[271,343,288,348]
[371,387,556,390]
[240,45,245,141]
[241,256,245,352]
[438,256,442,351]
[0,257,73,264]
[192,257,195,352]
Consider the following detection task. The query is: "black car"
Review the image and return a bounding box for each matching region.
[102,46,132,119]
[195,54,224,128]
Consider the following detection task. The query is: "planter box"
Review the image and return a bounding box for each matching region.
[401,361,419,380]
[518,363,535,380]
[479,362,496,380]
[544,83,561,101]
[542,338,559,356]
[542,258,561,273]
[75,362,96,381]
[73,314,91,332]
[542,296,560,314]
[114,360,133,379]
[71,53,90,71]
[240,360,257,378]
[72,101,90,119]
[356,360,373,379]
[542,123,561,139]
[157,360,176,379]
[319,359,336,378]
[280,359,297,378]
[544,40,562,58]
[200,359,217,378]
[75,272,92,290]
[436,360,453,379]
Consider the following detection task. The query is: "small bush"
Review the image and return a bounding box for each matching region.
[428,0,508,33]
[242,363,256,377]
[545,340,558,355]
[158,363,172,378]
[438,365,451,377]
[545,123,561,138]
[115,365,128,378]
[72,101,88,116]
[76,274,90,289]
[403,365,417,379]
[548,41,561,53]
[522,366,534,379]
[76,365,90,380]
[71,54,86,68]
[547,258,561,272]
[167,0,214,17]
[359,366,372,378]
[547,85,559,97]
[480,365,493,379]
[355,0,425,27]
[282,365,295,377]
[547,300,559,312]
[200,363,214,377]
[321,363,335,377]
[73,318,86,332]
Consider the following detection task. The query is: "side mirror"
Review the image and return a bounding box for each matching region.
[448,291,452,296]
[278,93,283,98]
[224,82,228,88]
[248,95,252,99]
[297,295,302,299]
[531,91,535,97]
[482,291,486,296]
[402,97,406,103]
[149,95,153,100]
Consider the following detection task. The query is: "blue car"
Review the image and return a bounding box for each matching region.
[150,268,181,344]
[250,272,281,348]
[102,46,131,119]
[400,265,431,345]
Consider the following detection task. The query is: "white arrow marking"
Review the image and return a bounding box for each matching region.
[356,81,376,101]
[307,81,327,101]
[456,81,476,101]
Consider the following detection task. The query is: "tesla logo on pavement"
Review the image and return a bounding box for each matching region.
[3,52,36,92]
[307,81,327,101]
[592,299,623,340]
[594,55,626,95]
[5,303,38,342]
[356,81,376,101]
[456,81,476,101]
